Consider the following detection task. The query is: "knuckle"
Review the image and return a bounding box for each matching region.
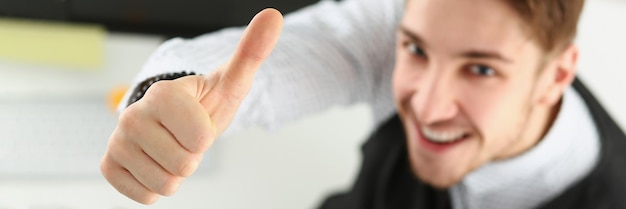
[115,107,150,147]
[106,173,157,205]
[176,154,201,177]
[134,81,172,115]
[99,149,160,205]
[132,191,159,205]
[116,182,135,200]
[140,194,160,205]
[101,141,130,174]
[145,80,172,100]
[99,157,115,179]
[239,50,267,64]
[106,138,132,164]
[190,139,207,153]
[175,122,214,154]
[158,175,183,196]
[118,106,142,131]
[190,132,214,153]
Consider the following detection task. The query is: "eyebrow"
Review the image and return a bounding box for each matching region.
[461,50,513,63]
[398,25,427,48]
[398,25,513,63]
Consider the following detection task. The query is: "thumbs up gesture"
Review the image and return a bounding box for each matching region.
[100,9,284,204]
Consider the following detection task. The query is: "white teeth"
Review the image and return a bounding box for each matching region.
[421,127,466,143]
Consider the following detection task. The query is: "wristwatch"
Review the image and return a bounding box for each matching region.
[127,71,197,107]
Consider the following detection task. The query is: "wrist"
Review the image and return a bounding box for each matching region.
[128,71,198,107]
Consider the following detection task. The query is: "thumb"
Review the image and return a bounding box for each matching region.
[217,8,283,100]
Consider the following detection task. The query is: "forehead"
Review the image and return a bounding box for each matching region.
[402,0,533,56]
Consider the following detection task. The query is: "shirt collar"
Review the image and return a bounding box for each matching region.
[450,86,601,209]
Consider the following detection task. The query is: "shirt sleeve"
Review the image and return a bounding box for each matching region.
[119,0,404,135]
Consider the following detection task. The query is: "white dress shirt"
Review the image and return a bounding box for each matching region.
[120,0,404,134]
[121,0,600,208]
[450,87,600,209]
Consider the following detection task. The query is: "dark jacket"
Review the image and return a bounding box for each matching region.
[319,78,626,209]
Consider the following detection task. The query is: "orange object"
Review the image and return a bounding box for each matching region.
[108,85,128,112]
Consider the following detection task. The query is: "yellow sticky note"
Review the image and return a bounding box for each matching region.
[0,18,105,70]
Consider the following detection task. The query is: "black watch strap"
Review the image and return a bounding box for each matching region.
[127,71,197,107]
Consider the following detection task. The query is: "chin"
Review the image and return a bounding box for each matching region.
[407,153,466,189]
[415,171,464,189]
[396,102,482,189]
[402,120,477,189]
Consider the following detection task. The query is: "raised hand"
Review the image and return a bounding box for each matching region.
[100,8,283,204]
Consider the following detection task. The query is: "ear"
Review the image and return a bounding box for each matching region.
[538,44,579,105]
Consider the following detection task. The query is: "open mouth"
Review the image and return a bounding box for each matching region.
[420,127,471,145]
[419,127,470,150]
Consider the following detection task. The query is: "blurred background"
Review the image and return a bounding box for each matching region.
[0,0,624,208]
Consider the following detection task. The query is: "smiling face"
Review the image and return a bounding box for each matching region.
[393,0,579,188]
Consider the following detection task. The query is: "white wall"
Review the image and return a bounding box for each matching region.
[577,0,626,129]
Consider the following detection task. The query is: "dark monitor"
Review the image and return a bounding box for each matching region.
[0,0,321,38]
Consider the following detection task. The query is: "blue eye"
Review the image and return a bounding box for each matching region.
[469,64,495,76]
[407,43,426,57]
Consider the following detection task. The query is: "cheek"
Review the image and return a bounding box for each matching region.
[392,55,422,106]
[392,68,410,103]
[460,83,530,151]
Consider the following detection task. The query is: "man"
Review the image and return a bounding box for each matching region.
[321,0,626,208]
[101,0,626,208]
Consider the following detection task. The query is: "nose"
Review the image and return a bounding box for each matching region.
[412,70,459,125]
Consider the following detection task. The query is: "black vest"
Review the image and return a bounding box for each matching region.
[319,78,626,209]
